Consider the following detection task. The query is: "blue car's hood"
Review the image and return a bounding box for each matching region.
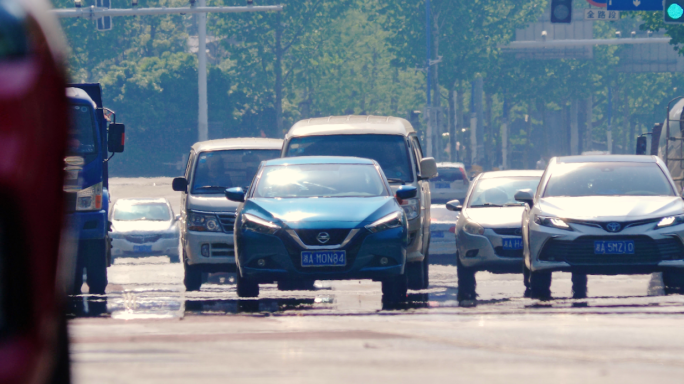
[244,196,398,228]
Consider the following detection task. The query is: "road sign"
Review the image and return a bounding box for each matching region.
[585,9,621,19]
[587,0,608,7]
[607,0,663,11]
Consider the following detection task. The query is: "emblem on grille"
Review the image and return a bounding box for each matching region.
[316,232,330,244]
[515,228,522,236]
[606,222,621,233]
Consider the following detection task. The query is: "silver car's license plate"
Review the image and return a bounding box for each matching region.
[594,240,634,254]
[502,238,523,250]
[133,245,152,252]
[301,250,346,267]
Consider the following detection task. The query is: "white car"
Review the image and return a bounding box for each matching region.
[430,162,469,203]
[109,198,180,263]
[518,155,684,299]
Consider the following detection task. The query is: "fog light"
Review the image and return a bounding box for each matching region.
[380,257,389,266]
[465,249,479,258]
[257,259,266,267]
[201,244,210,257]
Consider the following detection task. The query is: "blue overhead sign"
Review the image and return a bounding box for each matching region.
[606,0,663,11]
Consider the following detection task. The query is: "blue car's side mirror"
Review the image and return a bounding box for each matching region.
[225,187,245,202]
[396,185,417,200]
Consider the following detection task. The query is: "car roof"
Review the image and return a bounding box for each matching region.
[66,87,96,108]
[114,198,170,204]
[286,115,415,139]
[263,156,377,166]
[436,162,465,168]
[192,138,283,153]
[556,155,658,164]
[479,170,544,179]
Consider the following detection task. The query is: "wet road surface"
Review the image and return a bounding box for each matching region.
[69,256,684,384]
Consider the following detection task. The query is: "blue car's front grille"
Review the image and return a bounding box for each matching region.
[278,230,367,273]
[294,229,350,246]
[539,235,684,265]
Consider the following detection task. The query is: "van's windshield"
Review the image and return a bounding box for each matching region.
[191,149,280,194]
[285,134,413,183]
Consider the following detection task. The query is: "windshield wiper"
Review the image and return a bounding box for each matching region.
[386,178,405,184]
[195,185,227,190]
[470,203,503,208]
[503,202,525,207]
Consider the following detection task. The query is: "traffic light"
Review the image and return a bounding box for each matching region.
[550,0,572,24]
[665,0,684,23]
[96,0,112,31]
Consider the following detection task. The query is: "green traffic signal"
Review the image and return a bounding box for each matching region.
[668,3,684,19]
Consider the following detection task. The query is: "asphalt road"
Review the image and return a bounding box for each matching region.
[67,178,684,383]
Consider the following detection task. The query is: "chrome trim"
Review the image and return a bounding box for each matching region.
[286,229,360,250]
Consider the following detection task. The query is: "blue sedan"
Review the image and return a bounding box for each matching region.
[225,156,417,302]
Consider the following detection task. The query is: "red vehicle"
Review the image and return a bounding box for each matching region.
[0,0,72,382]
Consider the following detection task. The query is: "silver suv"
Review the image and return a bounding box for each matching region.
[172,138,283,291]
[282,116,437,289]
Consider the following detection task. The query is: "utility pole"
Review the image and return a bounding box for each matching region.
[425,0,432,157]
[53,4,282,142]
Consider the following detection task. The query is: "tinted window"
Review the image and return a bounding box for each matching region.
[469,177,541,207]
[113,203,171,221]
[67,104,97,155]
[434,168,464,182]
[286,135,413,182]
[191,149,280,194]
[254,164,387,198]
[544,162,675,197]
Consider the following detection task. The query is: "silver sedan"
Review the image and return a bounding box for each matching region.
[447,170,543,301]
[517,155,684,299]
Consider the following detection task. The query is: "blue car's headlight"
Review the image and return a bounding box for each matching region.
[366,212,404,234]
[534,215,572,231]
[242,213,280,235]
[656,215,684,229]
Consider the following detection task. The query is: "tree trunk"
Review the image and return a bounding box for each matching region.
[274,12,284,138]
[448,87,456,162]
[457,83,465,163]
[485,92,493,169]
[586,96,593,152]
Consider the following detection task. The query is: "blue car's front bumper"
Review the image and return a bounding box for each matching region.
[236,225,406,282]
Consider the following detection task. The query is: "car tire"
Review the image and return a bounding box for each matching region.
[662,270,684,293]
[522,263,531,288]
[277,280,315,291]
[184,261,202,291]
[168,253,180,263]
[382,273,408,303]
[529,270,552,299]
[456,253,476,301]
[236,272,259,298]
[406,261,425,290]
[85,240,108,295]
[571,272,588,299]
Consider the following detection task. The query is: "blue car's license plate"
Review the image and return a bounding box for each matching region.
[435,182,450,189]
[594,240,634,254]
[502,238,523,250]
[301,250,346,267]
[133,245,152,252]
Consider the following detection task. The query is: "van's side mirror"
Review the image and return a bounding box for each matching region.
[225,187,245,202]
[108,123,125,153]
[175,214,181,221]
[172,177,188,192]
[419,157,438,179]
[396,185,417,200]
[636,136,648,155]
[514,189,534,207]
[446,200,462,212]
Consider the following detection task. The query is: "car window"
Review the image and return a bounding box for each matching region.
[544,162,675,197]
[285,134,414,183]
[433,168,464,182]
[67,103,97,155]
[254,164,388,198]
[184,151,194,180]
[113,203,171,221]
[468,177,542,207]
[191,149,280,194]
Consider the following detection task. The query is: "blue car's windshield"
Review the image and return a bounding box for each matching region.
[67,103,97,155]
[254,164,388,198]
[544,162,675,197]
[285,135,414,183]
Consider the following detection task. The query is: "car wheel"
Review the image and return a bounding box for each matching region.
[184,260,202,291]
[522,262,531,288]
[662,270,684,293]
[277,280,315,291]
[382,273,408,303]
[456,253,476,301]
[168,253,181,263]
[571,272,588,299]
[529,270,552,299]
[406,261,426,290]
[236,272,259,298]
[85,239,108,295]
